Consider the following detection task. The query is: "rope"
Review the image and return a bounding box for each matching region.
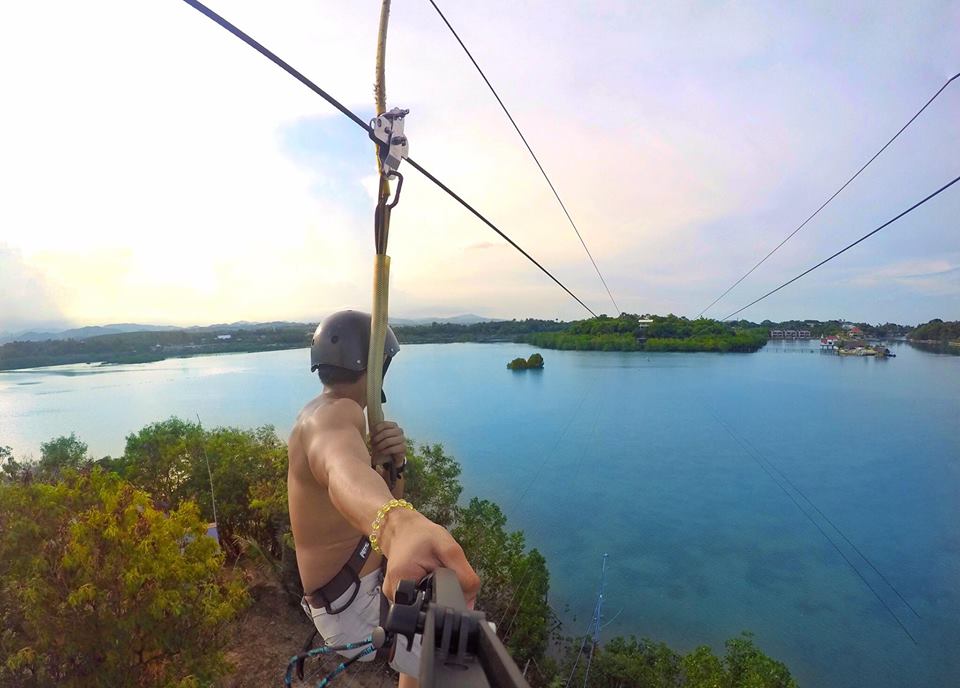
[722,173,960,321]
[179,0,597,318]
[563,632,590,688]
[427,0,621,315]
[699,71,959,316]
[314,646,377,688]
[495,380,599,627]
[283,637,374,687]
[581,640,597,688]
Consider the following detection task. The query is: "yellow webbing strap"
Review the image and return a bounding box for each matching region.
[366,253,391,471]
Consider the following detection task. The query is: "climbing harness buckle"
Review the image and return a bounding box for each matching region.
[370,107,410,179]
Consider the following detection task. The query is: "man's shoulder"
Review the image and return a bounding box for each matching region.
[302,396,365,430]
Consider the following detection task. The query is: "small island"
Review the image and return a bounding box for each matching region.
[507,352,544,370]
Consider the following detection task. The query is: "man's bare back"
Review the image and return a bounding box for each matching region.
[288,394,384,592]
[287,394,405,592]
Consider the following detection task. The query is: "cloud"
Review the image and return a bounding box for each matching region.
[0,0,957,326]
[845,258,960,296]
[0,245,66,332]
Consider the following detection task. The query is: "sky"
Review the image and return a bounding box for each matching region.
[0,0,958,332]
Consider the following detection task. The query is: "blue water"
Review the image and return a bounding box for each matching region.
[1,341,958,687]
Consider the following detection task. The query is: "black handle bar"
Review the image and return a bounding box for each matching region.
[376,568,531,688]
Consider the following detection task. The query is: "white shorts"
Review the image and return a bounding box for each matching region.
[301,568,422,677]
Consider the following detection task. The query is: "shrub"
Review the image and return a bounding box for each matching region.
[0,469,248,687]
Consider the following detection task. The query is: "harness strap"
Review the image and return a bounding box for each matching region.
[304,537,373,614]
[300,540,395,666]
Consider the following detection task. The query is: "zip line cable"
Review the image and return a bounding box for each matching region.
[709,410,918,644]
[699,71,959,317]
[722,173,960,321]
[180,0,597,318]
[496,381,604,627]
[426,0,621,316]
[734,431,921,619]
[405,158,597,316]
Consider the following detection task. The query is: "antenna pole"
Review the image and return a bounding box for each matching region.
[582,553,608,688]
[195,414,218,527]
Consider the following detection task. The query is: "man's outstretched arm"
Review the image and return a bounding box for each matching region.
[305,400,480,606]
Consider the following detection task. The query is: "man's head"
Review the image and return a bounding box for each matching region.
[310,310,400,401]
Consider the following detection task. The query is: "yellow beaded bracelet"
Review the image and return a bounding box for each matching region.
[369,498,415,554]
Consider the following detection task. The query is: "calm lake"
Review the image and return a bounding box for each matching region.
[2,340,958,687]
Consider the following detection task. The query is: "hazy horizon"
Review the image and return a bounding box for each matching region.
[0,312,942,340]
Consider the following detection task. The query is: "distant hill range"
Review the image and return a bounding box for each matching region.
[0,315,500,344]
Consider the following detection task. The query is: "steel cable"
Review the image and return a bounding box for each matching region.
[180,0,597,317]
[722,174,960,320]
[427,0,621,315]
[699,71,959,317]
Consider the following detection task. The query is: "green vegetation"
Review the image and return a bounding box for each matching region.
[0,469,247,686]
[508,352,545,370]
[553,633,796,688]
[0,320,569,370]
[1,424,796,686]
[528,314,768,353]
[731,319,914,339]
[909,319,960,342]
[0,315,931,371]
[0,325,312,370]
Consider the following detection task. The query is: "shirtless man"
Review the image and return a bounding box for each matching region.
[288,310,480,687]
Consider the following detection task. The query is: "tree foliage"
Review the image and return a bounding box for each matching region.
[527,314,768,353]
[909,319,960,342]
[453,498,553,668]
[555,632,796,688]
[507,352,546,370]
[404,442,463,529]
[38,433,90,477]
[118,418,288,559]
[1,445,25,483]
[0,469,247,687]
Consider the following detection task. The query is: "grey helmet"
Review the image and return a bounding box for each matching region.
[310,311,400,397]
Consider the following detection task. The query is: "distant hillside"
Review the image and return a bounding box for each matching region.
[0,317,530,370]
[389,314,501,326]
[0,315,502,345]
[0,323,181,344]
